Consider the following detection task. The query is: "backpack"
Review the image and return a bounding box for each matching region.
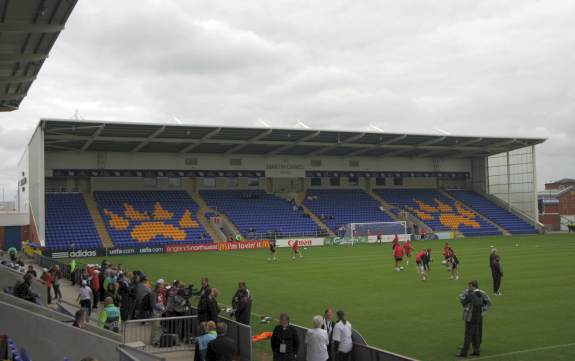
[141,292,153,312]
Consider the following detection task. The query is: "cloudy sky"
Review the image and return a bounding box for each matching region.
[1,0,574,199]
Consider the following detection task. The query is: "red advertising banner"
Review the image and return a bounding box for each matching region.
[165,240,270,254]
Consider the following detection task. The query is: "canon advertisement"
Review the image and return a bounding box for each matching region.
[275,238,325,248]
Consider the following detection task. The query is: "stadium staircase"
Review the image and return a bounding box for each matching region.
[188,191,227,242]
[439,190,511,236]
[280,193,335,237]
[366,189,401,221]
[83,193,114,248]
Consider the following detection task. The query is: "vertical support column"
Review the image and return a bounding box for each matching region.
[531,145,539,222]
[506,151,511,209]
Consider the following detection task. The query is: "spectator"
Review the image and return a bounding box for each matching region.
[69,259,77,286]
[40,268,53,304]
[13,273,38,303]
[333,310,353,361]
[232,282,252,325]
[457,280,491,357]
[51,265,63,303]
[25,265,37,278]
[306,315,329,361]
[206,322,236,361]
[90,269,101,309]
[99,296,121,333]
[271,313,299,361]
[77,280,93,317]
[195,321,217,361]
[118,273,134,321]
[134,274,151,319]
[150,279,167,346]
[196,277,210,299]
[321,308,335,361]
[73,309,87,328]
[205,288,221,322]
[490,249,503,296]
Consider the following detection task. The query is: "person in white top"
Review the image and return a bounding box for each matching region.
[306,315,329,361]
[77,280,93,317]
[332,310,353,361]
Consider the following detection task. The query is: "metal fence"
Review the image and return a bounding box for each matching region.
[122,315,252,361]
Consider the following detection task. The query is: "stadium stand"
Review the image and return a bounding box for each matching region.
[94,191,210,247]
[375,189,502,236]
[449,190,538,234]
[303,189,396,234]
[45,193,102,250]
[200,190,319,238]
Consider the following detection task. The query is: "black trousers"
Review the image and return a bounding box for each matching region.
[273,353,295,361]
[492,271,502,293]
[46,287,52,304]
[460,321,481,356]
[336,351,352,361]
[92,288,99,309]
[80,299,92,317]
[53,284,62,301]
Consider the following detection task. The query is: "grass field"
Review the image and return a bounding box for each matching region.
[78,234,575,361]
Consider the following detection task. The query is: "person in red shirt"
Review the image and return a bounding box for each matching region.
[40,268,53,304]
[393,243,404,271]
[403,240,413,266]
[90,269,101,309]
[415,249,426,280]
[391,234,399,250]
[291,240,303,260]
[443,242,451,270]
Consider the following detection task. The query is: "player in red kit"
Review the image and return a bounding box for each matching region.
[291,240,303,260]
[403,239,413,266]
[443,242,451,271]
[391,234,399,250]
[415,249,427,280]
[393,243,404,272]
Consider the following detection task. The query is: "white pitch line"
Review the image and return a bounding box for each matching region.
[472,342,575,360]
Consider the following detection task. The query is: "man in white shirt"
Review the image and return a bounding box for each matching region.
[77,280,93,317]
[306,315,329,361]
[332,310,353,361]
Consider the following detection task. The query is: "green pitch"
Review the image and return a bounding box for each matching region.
[78,234,575,361]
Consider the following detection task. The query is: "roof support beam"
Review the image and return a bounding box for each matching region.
[0,93,25,100]
[179,127,222,153]
[345,134,407,157]
[0,53,48,62]
[0,23,65,33]
[80,124,106,151]
[267,131,321,155]
[457,138,483,147]
[225,129,273,154]
[0,75,36,84]
[308,132,367,156]
[130,126,166,152]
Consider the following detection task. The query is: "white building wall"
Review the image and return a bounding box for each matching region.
[28,127,45,244]
[16,148,29,213]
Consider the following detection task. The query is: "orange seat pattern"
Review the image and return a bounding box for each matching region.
[179,209,200,229]
[414,198,480,231]
[435,199,453,213]
[416,200,437,213]
[124,203,150,221]
[104,209,130,231]
[130,221,187,242]
[103,201,201,242]
[153,202,173,220]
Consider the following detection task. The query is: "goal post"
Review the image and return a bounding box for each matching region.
[339,221,408,245]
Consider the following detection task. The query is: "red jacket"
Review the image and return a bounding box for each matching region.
[41,272,52,288]
[393,244,404,258]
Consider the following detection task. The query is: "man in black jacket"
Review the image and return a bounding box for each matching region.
[199,288,221,323]
[13,273,38,303]
[271,313,299,361]
[232,282,252,325]
[490,249,503,296]
[457,280,491,358]
[206,322,236,361]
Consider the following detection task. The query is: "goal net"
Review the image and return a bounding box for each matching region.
[338,221,408,246]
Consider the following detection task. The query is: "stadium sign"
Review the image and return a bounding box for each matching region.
[165,240,269,253]
[165,243,219,253]
[265,160,305,178]
[275,238,325,248]
[367,234,411,243]
[45,248,104,259]
[106,246,165,256]
[217,240,269,251]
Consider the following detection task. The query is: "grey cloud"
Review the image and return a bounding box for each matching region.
[1,0,575,200]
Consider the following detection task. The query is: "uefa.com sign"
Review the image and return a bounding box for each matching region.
[275,238,325,248]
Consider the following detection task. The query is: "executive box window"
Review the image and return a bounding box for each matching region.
[393,177,403,186]
[311,177,322,186]
[348,177,359,186]
[376,177,386,186]
[330,177,341,186]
